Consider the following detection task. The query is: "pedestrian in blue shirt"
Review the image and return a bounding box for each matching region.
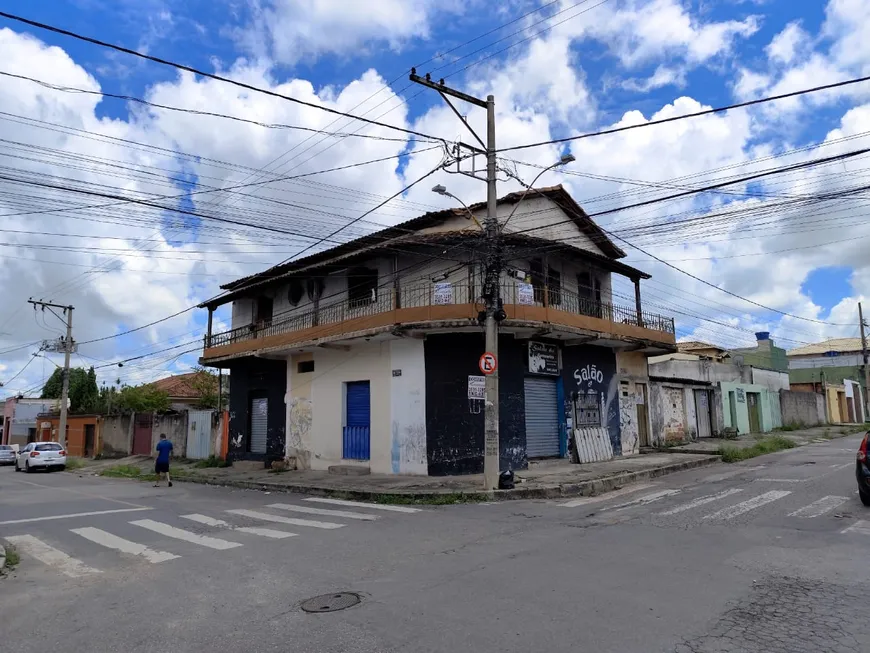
[154,433,173,488]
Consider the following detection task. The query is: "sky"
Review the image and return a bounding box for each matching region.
[0,0,869,396]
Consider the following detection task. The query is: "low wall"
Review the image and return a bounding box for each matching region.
[779,389,826,427]
[152,413,188,458]
[100,415,132,457]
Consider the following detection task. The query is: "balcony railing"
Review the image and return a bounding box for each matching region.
[205,281,675,350]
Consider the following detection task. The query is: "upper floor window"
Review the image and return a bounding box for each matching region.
[529,259,545,304]
[547,268,562,306]
[529,259,561,306]
[348,267,378,309]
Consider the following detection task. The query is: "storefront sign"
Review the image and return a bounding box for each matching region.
[468,375,485,399]
[517,282,534,305]
[528,341,559,375]
[433,282,453,305]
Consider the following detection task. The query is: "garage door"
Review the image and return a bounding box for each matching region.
[250,397,268,454]
[524,376,560,458]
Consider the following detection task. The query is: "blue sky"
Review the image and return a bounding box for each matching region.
[0,0,869,392]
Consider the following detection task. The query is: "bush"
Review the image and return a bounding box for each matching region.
[718,435,796,463]
[64,457,86,471]
[193,456,230,468]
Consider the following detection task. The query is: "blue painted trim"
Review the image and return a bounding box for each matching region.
[556,376,567,458]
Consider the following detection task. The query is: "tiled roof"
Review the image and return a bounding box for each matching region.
[676,341,726,352]
[151,372,205,399]
[786,338,864,357]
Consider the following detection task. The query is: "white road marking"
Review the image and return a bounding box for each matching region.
[267,503,379,521]
[5,534,101,578]
[226,509,344,529]
[303,497,422,513]
[755,478,804,483]
[658,488,745,516]
[181,513,296,539]
[612,489,682,511]
[131,519,243,550]
[0,507,151,526]
[788,496,849,518]
[841,520,870,535]
[703,467,765,483]
[70,527,178,563]
[560,483,657,508]
[703,490,791,520]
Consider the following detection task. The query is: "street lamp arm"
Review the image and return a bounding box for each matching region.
[500,154,575,231]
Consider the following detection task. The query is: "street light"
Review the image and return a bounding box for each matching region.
[431,185,482,229]
[502,153,575,230]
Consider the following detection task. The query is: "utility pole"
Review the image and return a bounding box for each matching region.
[29,299,75,447]
[860,302,869,421]
[409,69,501,489]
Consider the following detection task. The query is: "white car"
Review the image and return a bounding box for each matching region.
[15,442,67,472]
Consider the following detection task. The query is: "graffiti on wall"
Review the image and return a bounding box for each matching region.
[287,397,312,467]
[562,346,620,455]
[618,385,639,455]
[391,421,427,474]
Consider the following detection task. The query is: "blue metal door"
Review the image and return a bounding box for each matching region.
[343,381,371,460]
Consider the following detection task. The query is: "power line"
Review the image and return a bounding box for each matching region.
[0,11,447,146]
[1,350,38,386]
[499,73,870,153]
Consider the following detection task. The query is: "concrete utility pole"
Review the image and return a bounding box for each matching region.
[409,70,501,489]
[29,299,75,446]
[860,302,869,420]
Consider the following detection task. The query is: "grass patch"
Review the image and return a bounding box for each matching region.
[718,435,797,463]
[100,464,158,482]
[64,457,86,471]
[3,542,20,569]
[193,455,230,468]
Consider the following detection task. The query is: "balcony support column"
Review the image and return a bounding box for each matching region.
[634,278,643,327]
[207,307,214,346]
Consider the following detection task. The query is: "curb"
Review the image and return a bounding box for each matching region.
[0,542,6,572]
[171,454,721,503]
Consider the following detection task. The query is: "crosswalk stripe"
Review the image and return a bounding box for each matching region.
[560,483,657,508]
[657,488,744,516]
[841,520,870,535]
[612,489,682,511]
[702,490,791,520]
[267,503,379,521]
[226,508,344,529]
[180,513,296,539]
[131,519,243,550]
[71,527,178,563]
[303,497,422,513]
[788,496,849,518]
[5,534,101,578]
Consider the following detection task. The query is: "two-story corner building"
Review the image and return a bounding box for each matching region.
[198,185,677,476]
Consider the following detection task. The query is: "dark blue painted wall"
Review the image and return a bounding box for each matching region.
[227,357,286,464]
[559,345,620,455]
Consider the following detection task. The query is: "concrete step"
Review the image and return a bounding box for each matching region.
[328,465,371,476]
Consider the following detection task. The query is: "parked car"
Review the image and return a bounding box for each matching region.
[0,444,15,466]
[856,432,870,506]
[14,442,67,473]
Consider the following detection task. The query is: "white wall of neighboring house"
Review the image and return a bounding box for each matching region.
[788,354,863,369]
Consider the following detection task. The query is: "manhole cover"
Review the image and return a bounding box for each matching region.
[300,592,361,613]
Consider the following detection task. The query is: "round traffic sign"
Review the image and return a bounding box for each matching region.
[479,352,497,375]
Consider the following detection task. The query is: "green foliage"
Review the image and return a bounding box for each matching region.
[64,457,86,470]
[188,367,223,409]
[115,383,170,414]
[100,464,157,482]
[41,366,100,413]
[718,435,796,463]
[193,455,230,468]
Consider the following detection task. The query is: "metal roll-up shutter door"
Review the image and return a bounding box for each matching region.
[250,397,268,454]
[344,381,371,460]
[524,376,560,458]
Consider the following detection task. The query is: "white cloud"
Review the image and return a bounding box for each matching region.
[621,65,687,92]
[766,22,809,65]
[235,0,465,65]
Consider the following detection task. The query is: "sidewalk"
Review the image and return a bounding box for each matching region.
[70,451,719,503]
[663,423,866,454]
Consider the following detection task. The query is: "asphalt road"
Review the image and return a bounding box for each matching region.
[1,435,868,653]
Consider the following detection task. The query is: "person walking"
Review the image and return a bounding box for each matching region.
[154,433,173,488]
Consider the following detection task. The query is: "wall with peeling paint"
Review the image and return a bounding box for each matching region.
[308,342,392,473]
[389,339,428,475]
[614,351,650,455]
[285,352,313,468]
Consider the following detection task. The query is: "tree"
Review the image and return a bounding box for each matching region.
[187,367,222,409]
[115,383,170,414]
[41,366,100,413]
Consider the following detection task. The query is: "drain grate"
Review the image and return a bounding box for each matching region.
[300,592,361,613]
